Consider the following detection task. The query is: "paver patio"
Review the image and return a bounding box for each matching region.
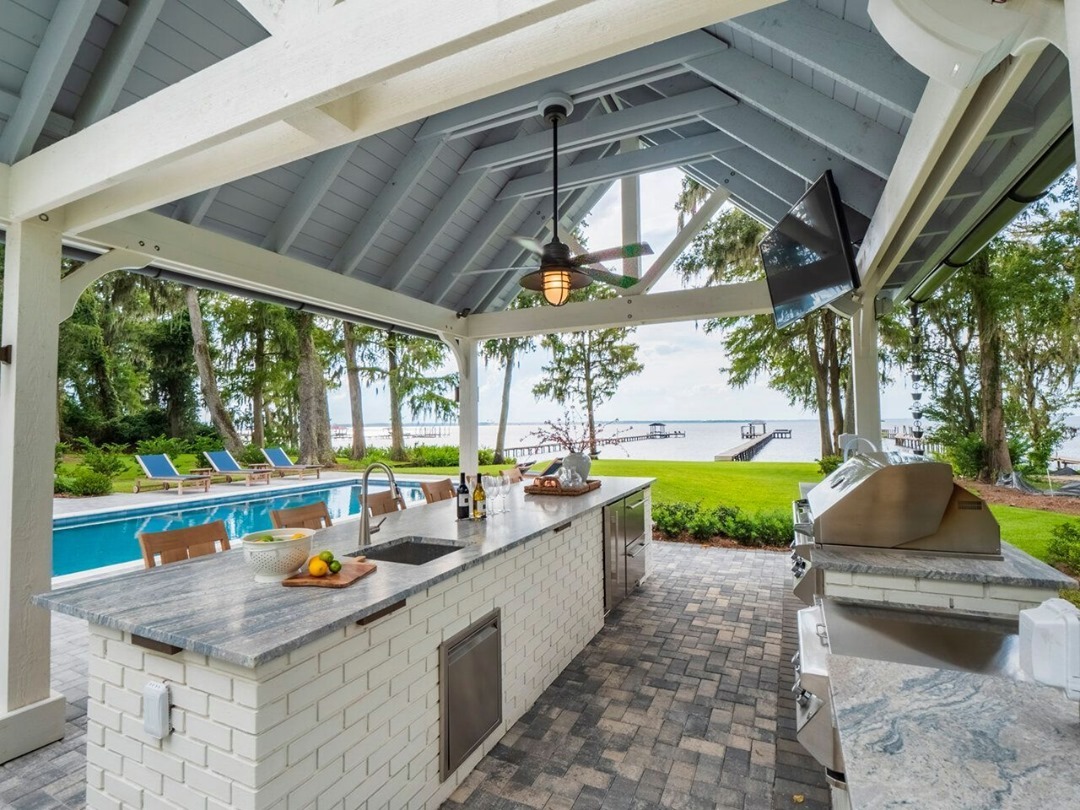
[1,542,827,810]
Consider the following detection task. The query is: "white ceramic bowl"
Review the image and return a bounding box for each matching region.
[241,528,315,582]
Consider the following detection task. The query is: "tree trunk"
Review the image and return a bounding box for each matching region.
[343,324,367,460]
[806,317,833,457]
[315,378,334,465]
[252,326,265,447]
[970,255,1011,482]
[583,336,598,457]
[295,313,321,465]
[387,332,406,462]
[493,345,516,464]
[843,373,855,435]
[824,312,844,453]
[185,286,243,455]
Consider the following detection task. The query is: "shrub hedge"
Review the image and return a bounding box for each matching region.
[55,466,113,497]
[652,500,792,547]
[1047,521,1080,576]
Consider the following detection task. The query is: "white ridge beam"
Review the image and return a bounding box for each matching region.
[12,0,778,223]
[416,30,728,141]
[498,131,741,199]
[262,144,355,254]
[0,0,98,163]
[467,280,770,338]
[84,212,462,337]
[72,0,165,131]
[625,187,729,295]
[460,88,734,173]
[332,137,445,276]
[687,46,903,178]
[728,2,925,118]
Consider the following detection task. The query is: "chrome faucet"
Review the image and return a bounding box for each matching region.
[359,462,397,548]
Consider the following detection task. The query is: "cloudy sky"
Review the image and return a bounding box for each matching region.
[328,168,912,425]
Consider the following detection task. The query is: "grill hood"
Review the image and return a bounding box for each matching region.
[804,452,1000,556]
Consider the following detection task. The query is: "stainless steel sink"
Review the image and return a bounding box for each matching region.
[347,537,465,566]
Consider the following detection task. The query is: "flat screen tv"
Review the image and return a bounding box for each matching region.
[759,170,860,330]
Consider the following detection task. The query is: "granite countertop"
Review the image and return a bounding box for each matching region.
[34,476,652,667]
[830,654,1080,810]
[811,541,1076,589]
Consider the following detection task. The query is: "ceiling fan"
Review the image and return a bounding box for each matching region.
[464,93,653,306]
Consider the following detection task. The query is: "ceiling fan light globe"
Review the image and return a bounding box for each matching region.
[542,269,572,306]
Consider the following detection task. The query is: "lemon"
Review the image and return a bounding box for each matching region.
[291,532,306,540]
[308,558,329,577]
[318,550,335,563]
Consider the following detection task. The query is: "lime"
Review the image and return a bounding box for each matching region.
[318,550,335,563]
[328,560,342,574]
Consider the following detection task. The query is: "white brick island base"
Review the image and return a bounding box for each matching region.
[86,515,604,810]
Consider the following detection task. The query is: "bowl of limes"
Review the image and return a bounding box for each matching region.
[240,528,315,582]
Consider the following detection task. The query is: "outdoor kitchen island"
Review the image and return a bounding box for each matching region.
[34,476,653,810]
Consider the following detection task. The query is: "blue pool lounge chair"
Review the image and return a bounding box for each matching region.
[204,450,272,486]
[261,447,322,479]
[134,454,212,495]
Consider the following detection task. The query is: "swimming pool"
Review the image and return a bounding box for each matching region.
[52,480,426,576]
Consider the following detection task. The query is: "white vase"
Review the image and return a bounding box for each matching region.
[562,451,591,482]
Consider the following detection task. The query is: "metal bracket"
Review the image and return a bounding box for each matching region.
[0,346,10,364]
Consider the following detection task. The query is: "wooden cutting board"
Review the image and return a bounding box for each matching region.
[282,559,377,588]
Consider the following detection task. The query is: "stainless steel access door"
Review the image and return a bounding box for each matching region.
[624,494,648,589]
[604,504,624,613]
[440,609,502,781]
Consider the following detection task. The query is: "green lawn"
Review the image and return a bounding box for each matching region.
[58,454,1080,566]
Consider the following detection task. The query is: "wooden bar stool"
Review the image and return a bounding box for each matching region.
[420,478,456,504]
[366,489,408,516]
[270,501,333,530]
[138,520,231,569]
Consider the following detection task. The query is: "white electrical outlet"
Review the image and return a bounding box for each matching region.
[143,681,171,739]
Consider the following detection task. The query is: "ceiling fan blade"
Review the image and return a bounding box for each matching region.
[573,242,654,266]
[580,266,638,289]
[460,265,532,275]
[512,236,546,255]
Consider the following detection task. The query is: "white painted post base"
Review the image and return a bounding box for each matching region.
[447,336,479,478]
[0,690,66,764]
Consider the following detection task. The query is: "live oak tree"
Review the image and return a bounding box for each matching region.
[532,286,643,457]
[186,286,244,455]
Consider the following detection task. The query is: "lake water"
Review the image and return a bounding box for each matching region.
[341,414,1080,464]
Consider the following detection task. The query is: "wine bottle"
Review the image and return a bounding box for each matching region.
[472,475,487,520]
[456,473,470,520]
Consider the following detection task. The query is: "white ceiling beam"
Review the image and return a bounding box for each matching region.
[72,0,165,132]
[237,0,343,34]
[689,160,791,223]
[497,130,742,199]
[468,195,556,312]
[83,212,463,337]
[460,88,734,173]
[728,2,926,118]
[331,137,445,277]
[686,45,903,179]
[415,30,728,141]
[261,144,355,254]
[0,0,98,163]
[466,280,770,338]
[696,105,883,217]
[857,52,1041,296]
[171,189,219,225]
[427,198,523,305]
[0,88,72,143]
[11,0,779,224]
[624,187,729,295]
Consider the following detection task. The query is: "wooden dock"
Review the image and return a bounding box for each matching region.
[715,431,786,461]
[888,432,942,456]
[504,428,686,459]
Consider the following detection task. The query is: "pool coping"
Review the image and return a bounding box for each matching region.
[51,474,437,527]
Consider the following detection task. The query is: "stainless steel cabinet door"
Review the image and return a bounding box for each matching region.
[603,504,624,613]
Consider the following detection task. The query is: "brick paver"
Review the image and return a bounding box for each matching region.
[2,542,828,810]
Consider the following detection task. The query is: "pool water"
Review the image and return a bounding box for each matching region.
[52,481,426,576]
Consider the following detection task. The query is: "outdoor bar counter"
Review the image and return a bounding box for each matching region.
[35,476,653,810]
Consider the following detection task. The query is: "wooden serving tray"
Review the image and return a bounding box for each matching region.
[524,478,601,496]
[282,559,377,588]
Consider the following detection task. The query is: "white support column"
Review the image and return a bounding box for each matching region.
[1065,0,1080,199]
[445,336,479,478]
[0,219,66,763]
[851,302,882,449]
[620,138,641,279]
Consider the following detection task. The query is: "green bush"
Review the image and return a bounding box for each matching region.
[55,466,113,497]
[55,441,70,468]
[135,435,190,458]
[237,444,267,466]
[407,445,460,467]
[189,434,225,455]
[943,432,985,479]
[80,442,129,478]
[1047,521,1080,576]
[817,455,843,476]
[652,501,793,547]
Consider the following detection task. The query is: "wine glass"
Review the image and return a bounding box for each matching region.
[499,472,511,513]
[482,475,496,516]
